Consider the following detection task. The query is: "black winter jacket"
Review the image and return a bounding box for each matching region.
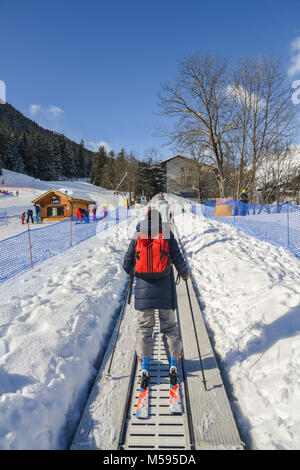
[239,192,248,203]
[123,223,189,310]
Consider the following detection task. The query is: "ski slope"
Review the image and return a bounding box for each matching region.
[0,169,126,240]
[0,172,299,450]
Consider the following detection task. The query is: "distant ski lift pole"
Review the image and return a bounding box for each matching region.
[113,172,128,195]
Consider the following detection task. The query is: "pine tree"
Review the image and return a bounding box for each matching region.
[25,130,40,178]
[135,160,153,199]
[76,139,87,177]
[85,154,93,179]
[0,103,96,180]
[114,148,128,192]
[18,131,27,168]
[52,137,63,180]
[102,150,117,189]
[90,146,108,186]
[24,130,33,176]
[151,162,166,194]
[10,132,25,173]
[60,135,75,179]
[0,122,13,170]
[134,158,166,199]
[39,136,55,180]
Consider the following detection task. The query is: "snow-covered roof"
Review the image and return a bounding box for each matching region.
[32,188,95,204]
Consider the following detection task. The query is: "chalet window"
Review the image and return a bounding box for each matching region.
[47,206,64,217]
[50,196,61,204]
[187,168,193,186]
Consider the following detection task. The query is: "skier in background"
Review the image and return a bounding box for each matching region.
[239,189,248,216]
[21,212,25,225]
[75,207,83,223]
[83,209,89,223]
[156,193,170,223]
[102,205,108,219]
[92,204,97,222]
[26,209,34,224]
[123,208,190,385]
[34,204,41,223]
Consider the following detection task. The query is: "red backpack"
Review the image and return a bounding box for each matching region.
[134,230,171,279]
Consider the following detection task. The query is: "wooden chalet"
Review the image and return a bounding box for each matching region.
[32,189,95,221]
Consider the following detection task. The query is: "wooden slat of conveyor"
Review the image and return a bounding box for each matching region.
[124,311,190,450]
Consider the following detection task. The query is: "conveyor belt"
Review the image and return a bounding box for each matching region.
[122,311,189,450]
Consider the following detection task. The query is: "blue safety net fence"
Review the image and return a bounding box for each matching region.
[0,211,7,225]
[0,206,129,283]
[190,199,300,259]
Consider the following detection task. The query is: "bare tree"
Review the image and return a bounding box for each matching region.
[157,53,299,202]
[157,53,237,197]
[186,142,218,201]
[257,143,299,204]
[143,147,163,163]
[229,57,298,201]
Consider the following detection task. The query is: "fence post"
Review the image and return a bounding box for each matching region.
[233,200,236,225]
[27,224,34,269]
[287,203,290,250]
[70,216,72,248]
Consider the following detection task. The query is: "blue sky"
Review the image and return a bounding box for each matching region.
[1,0,300,159]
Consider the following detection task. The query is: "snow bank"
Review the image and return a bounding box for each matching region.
[0,215,137,449]
[175,210,300,449]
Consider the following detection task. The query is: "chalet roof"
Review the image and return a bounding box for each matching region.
[161,155,189,164]
[161,155,212,170]
[32,188,95,205]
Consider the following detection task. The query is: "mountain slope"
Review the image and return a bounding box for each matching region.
[0,103,95,159]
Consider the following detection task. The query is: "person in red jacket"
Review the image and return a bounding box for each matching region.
[75,207,82,223]
[21,212,25,225]
[123,208,190,382]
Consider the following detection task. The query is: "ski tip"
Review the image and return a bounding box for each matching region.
[136,410,149,419]
[169,405,182,415]
[136,387,149,419]
[169,383,182,414]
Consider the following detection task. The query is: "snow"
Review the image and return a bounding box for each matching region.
[0,169,140,449]
[0,169,128,241]
[0,170,300,450]
[174,208,300,450]
[0,212,140,449]
[256,145,300,187]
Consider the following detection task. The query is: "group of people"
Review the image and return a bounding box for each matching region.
[20,203,108,225]
[75,207,92,224]
[74,204,108,223]
[21,204,41,225]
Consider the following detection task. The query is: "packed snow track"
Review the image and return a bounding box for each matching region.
[70,225,244,451]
